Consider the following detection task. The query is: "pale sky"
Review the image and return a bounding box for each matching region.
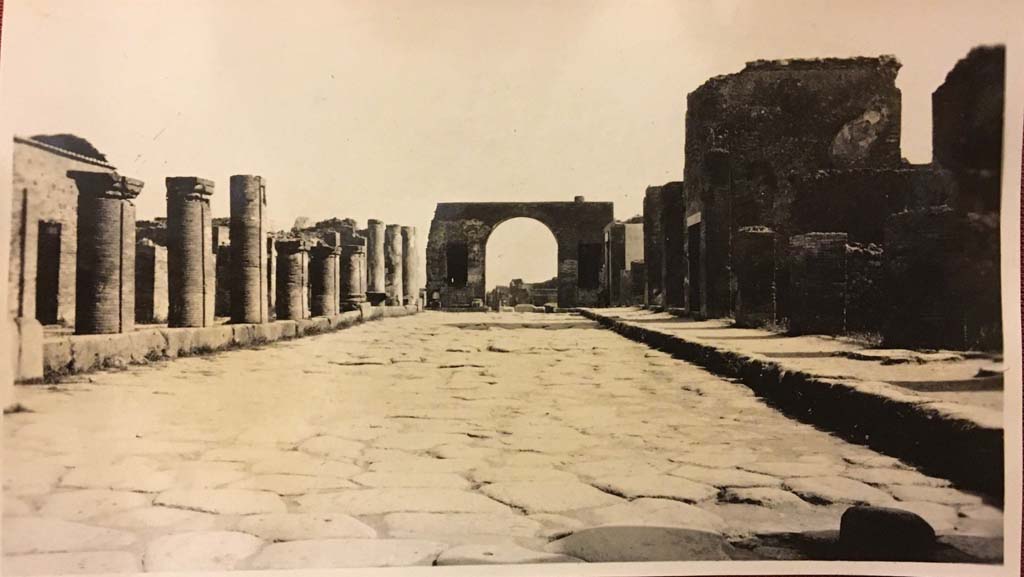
[0,0,1014,287]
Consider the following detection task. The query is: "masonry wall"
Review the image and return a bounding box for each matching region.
[9,139,117,326]
[933,45,1005,214]
[642,186,664,306]
[135,240,168,324]
[683,57,903,320]
[660,181,686,308]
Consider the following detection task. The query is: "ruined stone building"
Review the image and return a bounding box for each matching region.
[7,135,422,384]
[640,46,1004,350]
[9,136,118,329]
[603,218,643,306]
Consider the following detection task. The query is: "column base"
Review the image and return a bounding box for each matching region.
[367,293,387,306]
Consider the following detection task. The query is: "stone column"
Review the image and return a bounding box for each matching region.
[365,219,386,305]
[384,224,404,306]
[69,171,144,334]
[266,237,277,320]
[340,240,367,311]
[230,175,268,323]
[401,226,418,306]
[275,240,309,320]
[309,244,340,317]
[166,177,215,327]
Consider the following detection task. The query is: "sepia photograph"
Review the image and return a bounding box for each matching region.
[0,1,1021,575]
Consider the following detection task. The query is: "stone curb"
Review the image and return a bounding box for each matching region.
[38,305,420,382]
[576,308,1003,504]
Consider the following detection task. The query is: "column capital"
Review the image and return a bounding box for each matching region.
[310,243,340,258]
[166,176,215,199]
[67,170,144,199]
[276,239,310,254]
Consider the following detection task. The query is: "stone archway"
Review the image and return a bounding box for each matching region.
[426,197,614,308]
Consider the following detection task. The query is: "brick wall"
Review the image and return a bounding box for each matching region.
[788,233,848,335]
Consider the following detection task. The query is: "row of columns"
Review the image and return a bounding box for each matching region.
[67,169,419,334]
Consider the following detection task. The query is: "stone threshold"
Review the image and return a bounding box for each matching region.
[38,304,420,382]
[576,307,1003,505]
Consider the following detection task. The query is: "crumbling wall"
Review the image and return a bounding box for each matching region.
[642,186,664,306]
[660,181,686,308]
[932,45,1005,214]
[683,56,903,320]
[135,240,168,324]
[733,227,775,327]
[789,167,955,243]
[788,233,848,335]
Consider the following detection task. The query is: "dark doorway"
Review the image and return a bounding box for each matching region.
[688,222,702,314]
[36,221,61,325]
[446,242,468,287]
[578,243,602,290]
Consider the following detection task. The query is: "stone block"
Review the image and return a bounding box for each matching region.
[839,505,936,560]
[43,337,73,376]
[69,333,133,372]
[328,311,362,330]
[127,329,168,363]
[231,324,258,347]
[190,325,234,353]
[13,317,44,382]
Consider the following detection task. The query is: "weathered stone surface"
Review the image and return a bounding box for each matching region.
[470,467,579,484]
[3,517,137,554]
[367,452,477,473]
[203,446,289,462]
[839,505,936,560]
[529,513,587,539]
[60,458,174,493]
[784,476,895,506]
[436,543,580,565]
[742,461,842,478]
[170,461,250,489]
[592,475,717,503]
[4,495,34,516]
[154,488,287,514]
[842,467,949,487]
[889,500,959,533]
[297,436,365,460]
[93,506,218,530]
[568,459,672,479]
[228,474,356,495]
[671,464,781,488]
[373,432,468,451]
[297,488,510,515]
[720,487,809,507]
[383,512,542,539]
[247,538,447,569]
[352,472,470,489]
[579,497,726,532]
[669,449,759,468]
[888,485,984,505]
[548,526,733,561]
[4,462,66,496]
[38,490,151,521]
[250,452,362,477]
[480,481,623,513]
[3,551,139,575]
[236,513,377,541]
[143,531,263,572]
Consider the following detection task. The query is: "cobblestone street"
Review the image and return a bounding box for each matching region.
[3,312,1003,573]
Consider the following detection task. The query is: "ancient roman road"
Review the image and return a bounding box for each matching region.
[3,312,1002,572]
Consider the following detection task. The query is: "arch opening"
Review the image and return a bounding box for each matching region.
[485,217,558,309]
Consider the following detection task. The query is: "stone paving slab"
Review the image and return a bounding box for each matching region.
[3,311,1004,571]
[579,307,1004,501]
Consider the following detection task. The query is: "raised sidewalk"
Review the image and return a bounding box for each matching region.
[40,304,419,381]
[578,307,1004,504]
